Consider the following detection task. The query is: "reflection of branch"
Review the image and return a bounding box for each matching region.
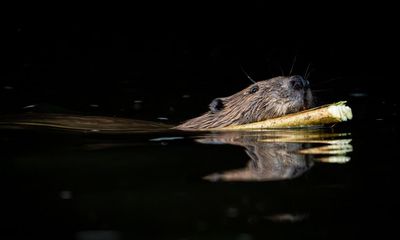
[299,143,353,155]
[262,139,352,144]
[298,138,353,164]
[200,129,353,181]
[314,156,351,163]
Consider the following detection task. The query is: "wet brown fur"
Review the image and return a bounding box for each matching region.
[176,76,313,130]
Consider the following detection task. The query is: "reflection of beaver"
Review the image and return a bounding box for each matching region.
[0,75,312,132]
[176,75,313,130]
[199,132,313,181]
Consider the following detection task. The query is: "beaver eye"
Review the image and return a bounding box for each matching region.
[249,85,259,94]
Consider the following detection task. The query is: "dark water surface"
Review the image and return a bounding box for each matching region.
[1,117,399,239]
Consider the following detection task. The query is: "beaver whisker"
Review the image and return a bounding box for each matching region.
[304,63,312,80]
[240,65,257,84]
[280,66,285,76]
[289,56,297,76]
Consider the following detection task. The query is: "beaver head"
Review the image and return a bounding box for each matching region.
[176,75,313,129]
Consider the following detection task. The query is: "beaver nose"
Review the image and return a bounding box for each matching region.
[290,75,309,90]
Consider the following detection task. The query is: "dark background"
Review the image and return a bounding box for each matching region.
[1,6,399,122]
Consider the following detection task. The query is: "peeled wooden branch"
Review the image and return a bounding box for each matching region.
[217,101,352,130]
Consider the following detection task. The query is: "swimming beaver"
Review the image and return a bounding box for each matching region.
[0,75,312,132]
[176,75,313,130]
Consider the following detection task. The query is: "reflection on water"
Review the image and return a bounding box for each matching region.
[198,129,352,181]
[0,114,172,133]
[0,115,352,182]
[0,118,357,239]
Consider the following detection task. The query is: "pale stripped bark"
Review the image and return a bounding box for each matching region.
[215,101,352,130]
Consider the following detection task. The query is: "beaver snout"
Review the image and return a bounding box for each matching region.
[290,75,310,90]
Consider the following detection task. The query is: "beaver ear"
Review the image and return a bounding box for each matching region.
[209,98,225,113]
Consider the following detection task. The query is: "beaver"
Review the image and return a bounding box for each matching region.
[0,75,312,132]
[176,75,313,130]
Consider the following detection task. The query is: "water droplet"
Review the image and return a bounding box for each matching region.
[350,92,368,97]
[133,100,143,110]
[60,191,72,199]
[226,207,239,218]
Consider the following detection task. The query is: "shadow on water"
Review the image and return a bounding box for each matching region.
[0,118,361,239]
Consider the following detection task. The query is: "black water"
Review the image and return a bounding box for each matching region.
[1,115,399,239]
[2,12,400,239]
